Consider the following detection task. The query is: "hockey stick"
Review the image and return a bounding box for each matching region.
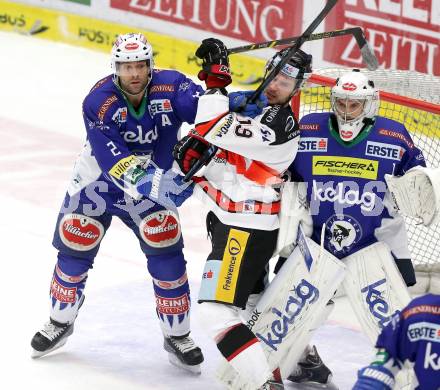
[183,0,338,182]
[227,27,378,71]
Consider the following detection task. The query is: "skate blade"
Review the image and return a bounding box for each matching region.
[167,353,201,375]
[31,338,68,359]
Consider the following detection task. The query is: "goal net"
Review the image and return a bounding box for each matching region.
[292,68,440,294]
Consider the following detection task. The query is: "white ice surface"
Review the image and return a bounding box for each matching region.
[0,32,373,389]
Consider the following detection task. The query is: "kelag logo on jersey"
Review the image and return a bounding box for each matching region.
[365,141,403,161]
[313,156,378,180]
[298,137,327,152]
[312,181,376,212]
[148,99,173,116]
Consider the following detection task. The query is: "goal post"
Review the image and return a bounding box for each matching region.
[291,68,440,294]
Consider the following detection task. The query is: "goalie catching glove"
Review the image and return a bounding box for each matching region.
[195,38,232,89]
[385,166,440,226]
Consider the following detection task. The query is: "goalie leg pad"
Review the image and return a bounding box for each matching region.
[275,181,312,256]
[342,241,411,344]
[216,236,346,389]
[342,243,414,389]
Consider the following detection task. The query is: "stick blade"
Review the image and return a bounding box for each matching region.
[361,43,379,70]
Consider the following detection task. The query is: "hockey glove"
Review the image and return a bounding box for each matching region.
[196,38,232,89]
[173,134,210,174]
[136,163,194,208]
[229,90,269,118]
[352,365,395,390]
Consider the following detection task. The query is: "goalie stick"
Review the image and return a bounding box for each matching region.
[184,0,339,182]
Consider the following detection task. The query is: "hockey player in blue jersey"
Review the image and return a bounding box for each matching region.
[30,32,205,372]
[290,69,426,265]
[353,293,440,389]
[353,165,440,389]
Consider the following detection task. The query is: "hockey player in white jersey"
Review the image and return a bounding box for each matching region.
[173,39,312,389]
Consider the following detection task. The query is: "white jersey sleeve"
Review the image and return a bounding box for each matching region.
[194,91,299,175]
[192,91,300,230]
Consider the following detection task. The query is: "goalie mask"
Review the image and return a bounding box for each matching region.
[111,33,154,91]
[265,48,312,101]
[330,70,379,142]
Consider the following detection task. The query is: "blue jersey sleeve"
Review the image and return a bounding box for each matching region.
[171,73,204,124]
[375,311,406,362]
[375,295,440,389]
[387,120,427,175]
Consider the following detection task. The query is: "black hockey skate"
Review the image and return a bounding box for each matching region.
[163,333,204,374]
[31,318,74,358]
[287,345,335,389]
[31,294,84,358]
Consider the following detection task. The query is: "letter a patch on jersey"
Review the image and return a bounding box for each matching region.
[215,229,250,304]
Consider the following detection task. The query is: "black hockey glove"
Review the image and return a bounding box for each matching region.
[195,38,232,89]
[173,134,211,174]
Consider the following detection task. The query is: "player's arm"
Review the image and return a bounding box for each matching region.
[173,37,271,175]
[383,123,438,225]
[353,349,400,390]
[353,312,404,390]
[194,94,299,164]
[83,94,192,207]
[171,73,205,124]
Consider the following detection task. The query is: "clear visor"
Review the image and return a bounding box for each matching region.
[115,59,150,76]
[332,97,366,122]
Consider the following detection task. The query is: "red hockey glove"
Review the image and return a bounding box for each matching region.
[195,38,232,89]
[173,134,210,174]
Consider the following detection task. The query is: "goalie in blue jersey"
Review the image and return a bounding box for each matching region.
[270,69,428,388]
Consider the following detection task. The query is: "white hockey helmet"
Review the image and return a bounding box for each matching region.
[111,33,154,79]
[330,69,379,142]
